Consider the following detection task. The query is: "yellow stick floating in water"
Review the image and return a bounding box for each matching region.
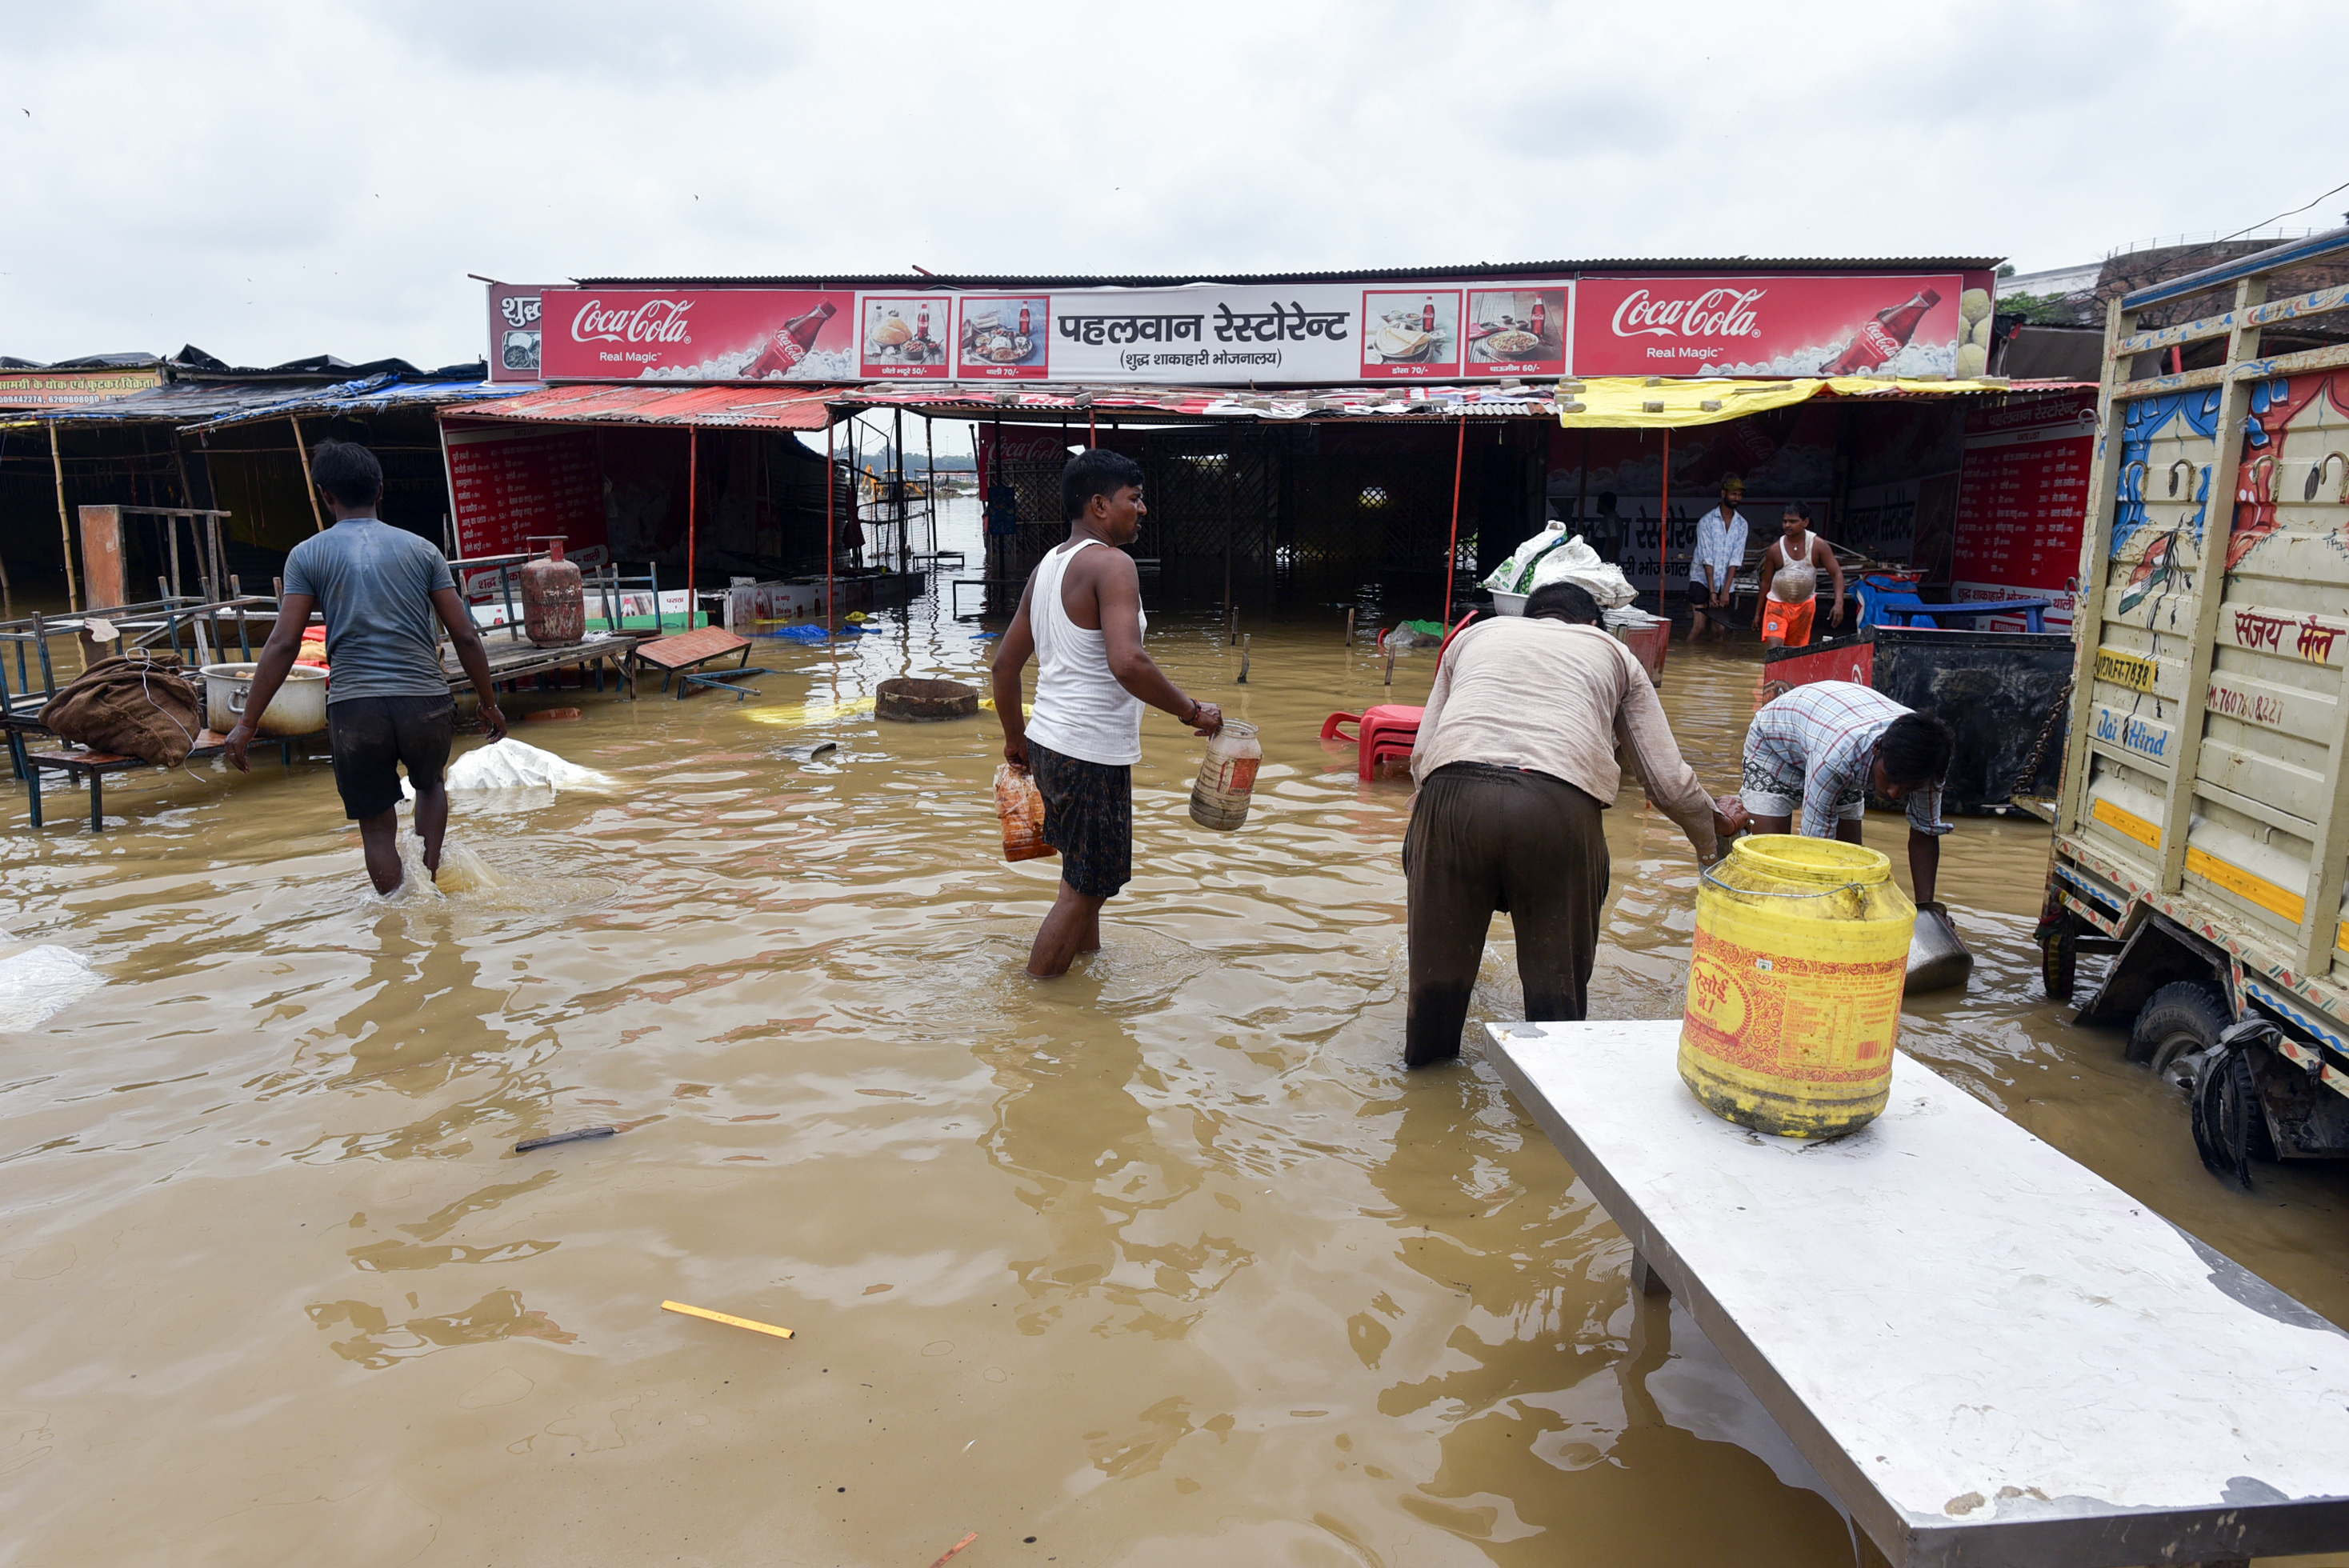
[662,1300,795,1340]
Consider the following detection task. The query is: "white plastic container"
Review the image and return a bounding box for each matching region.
[1490,591,1528,617]
[1188,720,1262,830]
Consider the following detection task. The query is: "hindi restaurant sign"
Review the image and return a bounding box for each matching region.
[514,266,1991,386]
[534,282,1575,386]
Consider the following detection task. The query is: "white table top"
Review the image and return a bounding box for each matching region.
[1484,1018,2349,1568]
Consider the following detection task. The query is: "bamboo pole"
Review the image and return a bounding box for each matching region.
[49,422,79,611]
[686,427,700,629]
[1658,428,1672,616]
[825,418,836,634]
[290,417,325,532]
[1443,418,1466,626]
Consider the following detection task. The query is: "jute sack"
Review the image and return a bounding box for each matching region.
[39,651,204,766]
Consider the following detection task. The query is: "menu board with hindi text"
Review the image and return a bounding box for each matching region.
[445,425,608,563]
[1949,390,2097,631]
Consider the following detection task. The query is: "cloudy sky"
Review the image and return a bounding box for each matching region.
[5,0,2345,371]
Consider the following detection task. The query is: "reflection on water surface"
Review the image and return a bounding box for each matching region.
[5,499,2348,1566]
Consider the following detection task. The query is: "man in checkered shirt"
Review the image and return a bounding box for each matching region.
[1742,680,1955,905]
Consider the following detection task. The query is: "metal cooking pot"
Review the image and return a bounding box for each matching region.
[202,662,327,738]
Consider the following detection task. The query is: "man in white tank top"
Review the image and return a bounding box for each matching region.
[991,450,1223,978]
[1754,501,1845,648]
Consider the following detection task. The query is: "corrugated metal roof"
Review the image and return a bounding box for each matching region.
[441,382,841,431]
[831,377,2087,424]
[572,258,2004,290]
[181,372,528,432]
[39,379,335,424]
[41,373,519,427]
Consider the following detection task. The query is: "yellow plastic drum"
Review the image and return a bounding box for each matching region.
[1678,834,1918,1138]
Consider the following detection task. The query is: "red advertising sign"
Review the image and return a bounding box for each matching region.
[1361,289,1462,378]
[444,424,607,561]
[1575,274,1968,378]
[1950,390,2097,630]
[1464,287,1567,377]
[539,288,856,382]
[858,295,952,379]
[958,296,1050,379]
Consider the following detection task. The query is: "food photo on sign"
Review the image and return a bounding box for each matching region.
[1361,289,1461,378]
[859,295,952,378]
[1466,287,1567,374]
[958,296,1048,378]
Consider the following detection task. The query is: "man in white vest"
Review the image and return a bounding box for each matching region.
[991,450,1223,978]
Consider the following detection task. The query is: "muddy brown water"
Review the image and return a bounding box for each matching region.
[6,505,2349,1566]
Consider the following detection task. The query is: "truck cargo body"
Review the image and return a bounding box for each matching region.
[2040,228,2349,1178]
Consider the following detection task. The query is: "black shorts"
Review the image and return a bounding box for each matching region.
[1030,740,1133,900]
[326,694,455,821]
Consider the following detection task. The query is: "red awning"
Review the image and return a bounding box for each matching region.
[440,382,843,431]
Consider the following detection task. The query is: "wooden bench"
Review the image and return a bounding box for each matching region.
[19,730,295,833]
[1486,1018,2349,1567]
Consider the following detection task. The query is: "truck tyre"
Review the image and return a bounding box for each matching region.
[2039,912,2079,1002]
[2128,981,2230,1089]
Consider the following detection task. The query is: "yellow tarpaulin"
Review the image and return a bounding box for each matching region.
[1554,376,2019,429]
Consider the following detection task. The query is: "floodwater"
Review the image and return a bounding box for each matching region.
[6,499,2349,1568]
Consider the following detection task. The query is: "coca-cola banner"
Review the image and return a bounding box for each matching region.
[1574,274,1969,379]
[542,289,857,382]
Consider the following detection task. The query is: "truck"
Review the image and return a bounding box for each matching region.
[2037,226,2349,1185]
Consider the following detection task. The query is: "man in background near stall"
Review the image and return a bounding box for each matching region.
[1585,490,1625,565]
[1754,501,1845,648]
[1687,476,1748,642]
[992,449,1223,979]
[1403,582,1741,1068]
[223,441,508,896]
[1740,679,1952,905]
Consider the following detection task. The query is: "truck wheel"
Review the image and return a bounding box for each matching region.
[2038,912,2079,1002]
[2128,982,2229,1090]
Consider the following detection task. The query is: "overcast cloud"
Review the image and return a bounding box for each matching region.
[4,0,2344,370]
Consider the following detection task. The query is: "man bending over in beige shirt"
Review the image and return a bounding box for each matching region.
[1403,582,1739,1067]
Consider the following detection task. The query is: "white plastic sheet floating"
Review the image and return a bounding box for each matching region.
[405,739,618,796]
[0,943,102,1031]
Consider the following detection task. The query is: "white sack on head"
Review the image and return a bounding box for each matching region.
[1482,523,1574,594]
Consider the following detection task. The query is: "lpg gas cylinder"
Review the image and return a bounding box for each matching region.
[1676,834,1916,1138]
[519,537,586,647]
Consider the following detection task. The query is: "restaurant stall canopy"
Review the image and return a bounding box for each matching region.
[4,349,515,599]
[470,257,2094,617]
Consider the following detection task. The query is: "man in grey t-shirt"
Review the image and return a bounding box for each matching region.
[226,442,506,894]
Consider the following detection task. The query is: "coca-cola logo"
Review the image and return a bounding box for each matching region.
[1609,287,1766,340]
[570,298,694,345]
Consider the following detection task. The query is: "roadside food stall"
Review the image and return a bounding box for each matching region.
[450,260,2094,634]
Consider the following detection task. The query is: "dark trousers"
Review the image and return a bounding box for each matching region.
[1403,763,1610,1066]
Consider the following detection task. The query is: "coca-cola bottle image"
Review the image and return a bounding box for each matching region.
[1531,299,1547,342]
[1422,299,1436,334]
[1018,305,1032,338]
[745,302,837,378]
[1822,290,1941,375]
[916,304,930,342]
